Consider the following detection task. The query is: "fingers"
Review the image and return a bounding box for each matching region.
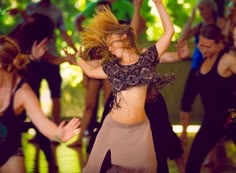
[38,38,48,47]
[176,40,186,49]
[67,118,81,130]
[65,47,75,54]
[59,120,66,129]
[63,47,68,55]
[75,46,83,57]
[73,129,80,134]
[33,38,48,52]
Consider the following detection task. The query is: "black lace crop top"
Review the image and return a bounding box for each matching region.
[102,45,175,107]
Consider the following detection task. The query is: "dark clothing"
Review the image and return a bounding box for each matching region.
[102,45,175,108]
[198,51,236,122]
[88,93,184,173]
[145,94,184,160]
[180,68,199,112]
[191,23,204,70]
[0,80,25,166]
[27,60,62,98]
[102,45,159,107]
[180,23,204,112]
[8,16,58,165]
[185,50,236,173]
[23,60,60,163]
[102,45,159,94]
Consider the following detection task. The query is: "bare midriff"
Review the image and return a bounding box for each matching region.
[109,86,147,125]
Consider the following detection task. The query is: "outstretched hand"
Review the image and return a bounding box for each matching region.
[56,118,81,142]
[31,38,49,60]
[64,46,83,65]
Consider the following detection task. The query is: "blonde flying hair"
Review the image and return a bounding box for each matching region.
[0,35,29,73]
[80,7,140,62]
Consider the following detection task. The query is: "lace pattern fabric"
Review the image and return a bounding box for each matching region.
[103,45,175,107]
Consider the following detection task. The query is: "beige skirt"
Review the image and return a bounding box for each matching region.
[83,115,157,173]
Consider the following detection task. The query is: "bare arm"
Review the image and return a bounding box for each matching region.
[130,0,147,36]
[224,53,236,75]
[7,8,30,21]
[76,58,107,79]
[60,31,77,52]
[42,52,68,65]
[20,84,80,142]
[74,13,86,32]
[179,6,199,41]
[65,49,107,79]
[30,38,67,65]
[153,0,174,58]
[159,40,190,63]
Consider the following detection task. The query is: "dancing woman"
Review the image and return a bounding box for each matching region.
[66,0,174,172]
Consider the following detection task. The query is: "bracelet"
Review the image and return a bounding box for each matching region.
[29,54,37,61]
[55,135,63,143]
[76,56,81,63]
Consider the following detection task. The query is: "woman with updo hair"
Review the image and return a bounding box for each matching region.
[0,36,80,173]
[0,37,29,73]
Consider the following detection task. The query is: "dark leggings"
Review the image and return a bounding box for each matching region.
[181,68,199,112]
[146,94,183,173]
[185,120,225,173]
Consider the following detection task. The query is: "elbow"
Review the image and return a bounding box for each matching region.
[164,27,174,40]
[169,27,175,37]
[164,29,174,43]
[168,28,175,41]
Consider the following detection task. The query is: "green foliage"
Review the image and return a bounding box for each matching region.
[0,0,202,119]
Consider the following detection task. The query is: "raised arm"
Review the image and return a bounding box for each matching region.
[7,8,30,22]
[179,6,198,41]
[130,0,147,36]
[60,30,77,52]
[153,0,174,58]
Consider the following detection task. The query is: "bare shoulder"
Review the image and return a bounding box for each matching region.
[16,82,36,99]
[220,52,236,73]
[222,52,236,63]
[13,82,36,112]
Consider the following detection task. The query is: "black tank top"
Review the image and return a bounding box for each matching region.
[0,80,26,166]
[197,50,236,124]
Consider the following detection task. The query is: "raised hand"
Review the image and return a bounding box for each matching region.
[63,47,77,65]
[176,40,190,59]
[64,46,83,65]
[56,118,80,142]
[31,38,49,60]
